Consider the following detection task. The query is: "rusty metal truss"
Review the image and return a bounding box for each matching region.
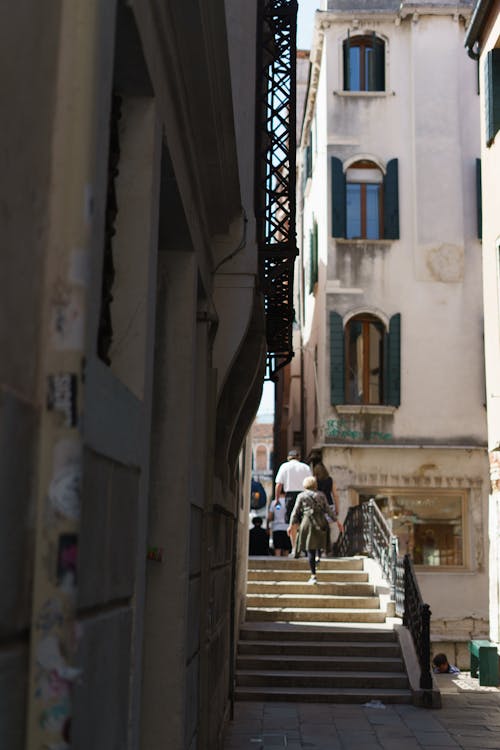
[255,0,298,381]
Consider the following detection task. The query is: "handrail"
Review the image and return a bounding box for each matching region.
[334,498,433,694]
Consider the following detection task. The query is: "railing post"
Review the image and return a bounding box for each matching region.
[367,499,375,556]
[390,536,398,601]
[420,603,433,690]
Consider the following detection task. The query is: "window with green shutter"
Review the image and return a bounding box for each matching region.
[476,158,482,240]
[331,156,399,240]
[330,311,401,406]
[309,220,318,293]
[330,312,345,404]
[485,48,500,146]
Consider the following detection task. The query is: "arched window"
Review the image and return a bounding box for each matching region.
[330,311,401,407]
[345,313,385,404]
[343,34,385,92]
[331,157,399,240]
[346,160,383,239]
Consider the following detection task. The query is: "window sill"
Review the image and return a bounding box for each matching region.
[335,239,393,247]
[336,404,396,416]
[333,90,394,98]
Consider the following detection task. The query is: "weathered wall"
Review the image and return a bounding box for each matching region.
[0,2,61,747]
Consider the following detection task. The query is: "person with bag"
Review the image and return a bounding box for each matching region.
[287,476,339,584]
[267,495,292,556]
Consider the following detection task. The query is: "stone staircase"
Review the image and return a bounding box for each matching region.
[235,556,412,704]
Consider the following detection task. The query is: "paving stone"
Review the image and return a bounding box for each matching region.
[413,731,459,747]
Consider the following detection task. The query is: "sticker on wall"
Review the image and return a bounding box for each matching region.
[48,462,82,521]
[147,546,164,562]
[47,374,78,427]
[56,534,78,593]
[35,598,64,634]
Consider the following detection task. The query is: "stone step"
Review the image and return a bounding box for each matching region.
[245,607,388,623]
[236,669,409,690]
[234,685,413,704]
[248,569,369,583]
[246,593,380,609]
[239,624,399,642]
[247,581,375,595]
[247,557,365,571]
[236,654,404,672]
[237,638,401,657]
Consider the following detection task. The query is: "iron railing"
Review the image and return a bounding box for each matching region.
[334,498,433,692]
[255,0,298,381]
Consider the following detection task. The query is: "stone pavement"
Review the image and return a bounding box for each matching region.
[223,676,500,750]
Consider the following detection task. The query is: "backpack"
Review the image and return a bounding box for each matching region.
[250,481,267,510]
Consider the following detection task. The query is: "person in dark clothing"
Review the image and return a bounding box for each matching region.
[248,516,270,556]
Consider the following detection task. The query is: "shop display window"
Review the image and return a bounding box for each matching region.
[359,492,465,567]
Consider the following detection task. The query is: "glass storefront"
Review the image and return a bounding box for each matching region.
[359,491,465,567]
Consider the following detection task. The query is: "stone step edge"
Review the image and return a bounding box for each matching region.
[235,685,412,702]
[237,653,404,664]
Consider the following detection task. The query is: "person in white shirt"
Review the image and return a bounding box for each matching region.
[274,449,312,553]
[267,496,291,556]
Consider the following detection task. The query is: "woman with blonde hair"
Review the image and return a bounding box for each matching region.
[287,477,339,584]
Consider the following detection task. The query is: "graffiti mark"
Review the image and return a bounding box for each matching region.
[325,418,392,442]
[47,374,78,427]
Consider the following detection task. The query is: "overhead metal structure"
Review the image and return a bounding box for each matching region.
[255,0,298,381]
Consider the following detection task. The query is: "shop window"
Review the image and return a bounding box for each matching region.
[360,492,465,567]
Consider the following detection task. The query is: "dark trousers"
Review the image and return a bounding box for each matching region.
[308,550,318,575]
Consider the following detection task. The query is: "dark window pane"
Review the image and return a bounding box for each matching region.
[346,184,361,239]
[366,184,380,239]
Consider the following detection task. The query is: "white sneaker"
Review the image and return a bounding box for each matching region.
[307,575,317,584]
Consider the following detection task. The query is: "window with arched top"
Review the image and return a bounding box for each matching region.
[330,311,401,406]
[343,34,385,92]
[345,314,385,404]
[346,160,383,240]
[331,157,399,240]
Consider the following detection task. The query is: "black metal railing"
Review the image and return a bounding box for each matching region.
[334,498,433,692]
[255,0,298,381]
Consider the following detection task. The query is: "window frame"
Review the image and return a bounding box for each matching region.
[345,313,385,405]
[343,33,385,92]
[346,160,384,239]
[357,489,468,570]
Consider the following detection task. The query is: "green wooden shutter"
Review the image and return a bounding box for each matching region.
[387,313,401,407]
[309,220,318,292]
[344,32,351,91]
[383,158,399,240]
[476,158,482,240]
[331,157,346,238]
[374,37,385,91]
[330,311,345,405]
[485,49,500,145]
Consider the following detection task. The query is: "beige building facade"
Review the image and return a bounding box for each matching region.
[295,0,490,659]
[465,0,500,645]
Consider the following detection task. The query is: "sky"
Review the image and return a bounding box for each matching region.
[256,1,318,420]
[297,0,319,50]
